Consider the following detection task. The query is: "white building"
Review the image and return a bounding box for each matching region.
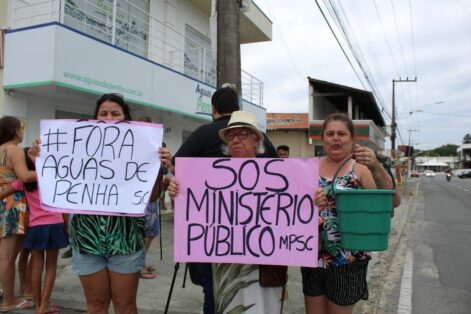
[0,0,272,153]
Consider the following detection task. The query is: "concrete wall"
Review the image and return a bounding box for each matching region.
[0,0,7,116]
[267,130,315,158]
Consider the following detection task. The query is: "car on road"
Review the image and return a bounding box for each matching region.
[458,171,471,179]
[424,170,436,177]
[410,170,420,177]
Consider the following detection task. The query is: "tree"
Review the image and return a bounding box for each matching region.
[463,133,471,144]
[415,144,459,157]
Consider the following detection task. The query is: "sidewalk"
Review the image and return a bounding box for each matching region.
[13,182,417,314]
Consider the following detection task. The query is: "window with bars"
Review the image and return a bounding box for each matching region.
[63,0,149,57]
[184,25,215,86]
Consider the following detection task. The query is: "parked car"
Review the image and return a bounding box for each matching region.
[424,170,436,177]
[458,171,471,179]
[410,170,420,178]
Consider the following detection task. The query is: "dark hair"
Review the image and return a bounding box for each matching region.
[136,116,152,123]
[94,93,132,121]
[277,145,289,152]
[321,113,354,138]
[0,116,21,144]
[211,87,240,114]
[23,147,37,192]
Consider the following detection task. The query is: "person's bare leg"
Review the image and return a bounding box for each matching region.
[109,271,139,314]
[17,248,32,298]
[325,299,354,314]
[38,249,59,313]
[304,295,327,314]
[31,249,45,313]
[0,235,25,308]
[78,268,112,314]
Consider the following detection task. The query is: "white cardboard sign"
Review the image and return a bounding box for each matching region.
[36,119,163,216]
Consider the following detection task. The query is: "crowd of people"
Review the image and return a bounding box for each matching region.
[0,86,400,314]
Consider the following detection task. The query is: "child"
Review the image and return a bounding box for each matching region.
[0,148,69,314]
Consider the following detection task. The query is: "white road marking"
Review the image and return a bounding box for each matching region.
[397,249,413,314]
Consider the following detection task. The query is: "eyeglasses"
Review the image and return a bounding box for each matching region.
[225,130,254,141]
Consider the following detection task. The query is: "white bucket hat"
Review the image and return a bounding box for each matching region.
[219,111,264,143]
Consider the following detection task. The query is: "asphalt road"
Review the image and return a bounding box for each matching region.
[409,174,471,314]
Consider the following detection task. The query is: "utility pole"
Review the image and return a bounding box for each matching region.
[391,77,417,153]
[216,0,242,96]
[391,77,417,185]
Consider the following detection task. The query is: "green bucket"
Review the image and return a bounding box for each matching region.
[332,156,395,251]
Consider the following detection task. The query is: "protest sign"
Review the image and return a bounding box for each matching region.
[174,157,319,267]
[36,119,163,216]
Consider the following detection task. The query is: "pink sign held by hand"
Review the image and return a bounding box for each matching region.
[174,157,319,267]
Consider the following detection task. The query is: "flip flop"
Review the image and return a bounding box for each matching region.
[0,299,34,312]
[140,269,156,279]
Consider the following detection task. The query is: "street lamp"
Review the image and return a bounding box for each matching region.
[408,101,444,116]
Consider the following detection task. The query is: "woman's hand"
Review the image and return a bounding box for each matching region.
[352,144,380,171]
[314,187,328,211]
[168,178,180,201]
[28,138,42,162]
[159,147,171,169]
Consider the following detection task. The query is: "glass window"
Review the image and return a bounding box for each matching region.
[184,25,215,86]
[63,0,149,57]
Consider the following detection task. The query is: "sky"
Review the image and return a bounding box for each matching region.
[241,0,471,151]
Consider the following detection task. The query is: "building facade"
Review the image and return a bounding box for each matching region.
[1,0,272,153]
[456,143,471,169]
[307,77,388,157]
[266,113,314,157]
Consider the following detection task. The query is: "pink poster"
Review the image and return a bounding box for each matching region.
[174,157,319,267]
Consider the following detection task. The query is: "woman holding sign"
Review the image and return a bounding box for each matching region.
[169,111,285,314]
[305,113,400,314]
[30,94,172,314]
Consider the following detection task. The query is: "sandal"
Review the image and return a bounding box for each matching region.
[140,269,156,279]
[0,299,34,312]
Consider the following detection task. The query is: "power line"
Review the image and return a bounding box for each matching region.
[258,0,306,82]
[390,0,409,75]
[371,0,401,78]
[408,0,417,77]
[313,0,368,90]
[318,0,391,119]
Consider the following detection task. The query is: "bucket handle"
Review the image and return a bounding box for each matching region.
[331,154,396,196]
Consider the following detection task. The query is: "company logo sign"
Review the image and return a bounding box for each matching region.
[195,84,213,116]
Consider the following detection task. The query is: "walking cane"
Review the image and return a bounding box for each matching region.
[164,262,180,314]
[159,200,163,260]
[182,263,189,288]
